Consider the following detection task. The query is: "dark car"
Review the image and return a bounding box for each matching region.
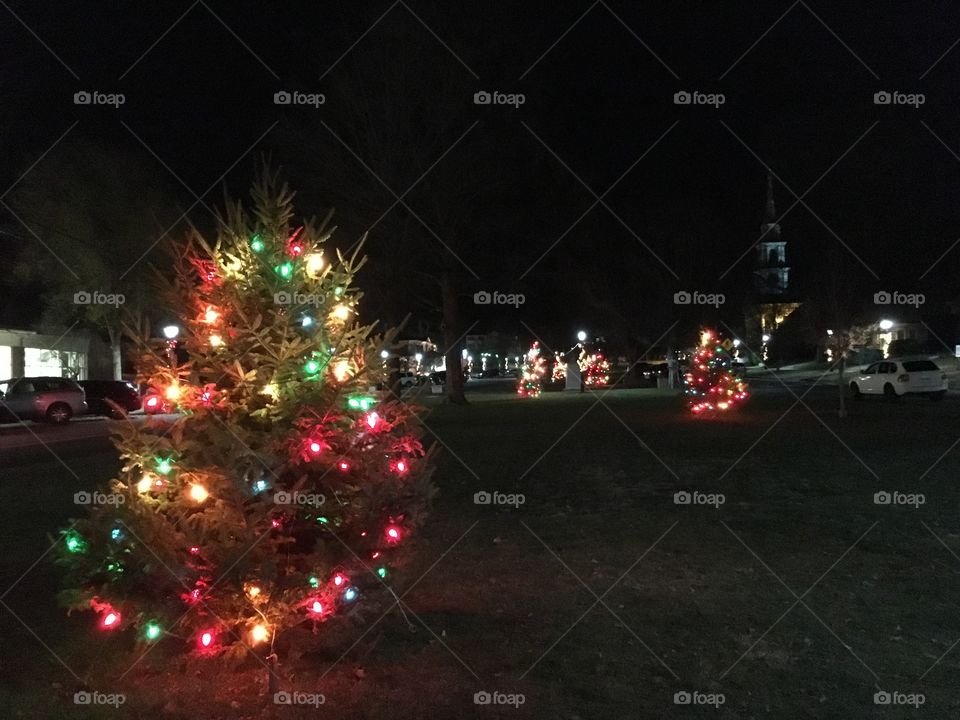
[79,380,142,417]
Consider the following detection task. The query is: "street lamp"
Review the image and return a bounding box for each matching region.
[380,350,389,359]
[577,330,587,343]
[162,324,180,368]
[879,319,894,330]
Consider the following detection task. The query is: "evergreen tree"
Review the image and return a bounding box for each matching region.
[683,329,749,413]
[55,168,436,661]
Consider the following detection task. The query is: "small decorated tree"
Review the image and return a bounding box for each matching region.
[551,353,566,384]
[55,168,436,663]
[683,329,749,414]
[517,341,546,397]
[581,352,610,387]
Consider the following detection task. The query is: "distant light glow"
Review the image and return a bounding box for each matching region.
[189,484,209,503]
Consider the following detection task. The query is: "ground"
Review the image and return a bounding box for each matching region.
[3,377,960,718]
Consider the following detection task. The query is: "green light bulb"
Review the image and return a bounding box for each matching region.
[64,531,85,554]
[156,457,174,475]
[145,622,161,640]
[304,360,320,375]
[308,576,319,589]
[276,262,293,279]
[250,235,264,252]
[376,567,387,579]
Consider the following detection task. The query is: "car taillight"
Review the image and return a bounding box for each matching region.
[898,374,909,382]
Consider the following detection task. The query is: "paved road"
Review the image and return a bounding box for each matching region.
[0,413,179,467]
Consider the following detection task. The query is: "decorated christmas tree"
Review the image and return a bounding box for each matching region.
[683,329,749,414]
[581,352,610,387]
[55,168,436,661]
[551,353,566,384]
[517,341,546,397]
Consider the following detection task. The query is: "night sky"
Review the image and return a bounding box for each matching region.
[3,1,960,350]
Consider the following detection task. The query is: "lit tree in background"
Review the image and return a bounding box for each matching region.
[683,329,749,414]
[517,341,546,397]
[582,352,611,387]
[551,353,566,384]
[55,168,436,664]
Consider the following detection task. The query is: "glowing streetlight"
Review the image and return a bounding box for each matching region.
[732,339,741,347]
[577,330,587,342]
[414,353,423,363]
[879,319,894,330]
[826,329,834,336]
[380,350,389,359]
[162,325,180,340]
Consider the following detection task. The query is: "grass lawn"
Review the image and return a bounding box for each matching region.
[3,382,960,718]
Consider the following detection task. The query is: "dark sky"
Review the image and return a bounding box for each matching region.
[3,1,960,349]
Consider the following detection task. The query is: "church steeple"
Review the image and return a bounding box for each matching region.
[754,174,788,295]
[764,173,776,224]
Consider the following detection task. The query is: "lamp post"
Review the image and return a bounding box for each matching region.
[162,325,180,367]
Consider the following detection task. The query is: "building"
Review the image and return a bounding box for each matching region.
[744,175,802,355]
[0,327,111,379]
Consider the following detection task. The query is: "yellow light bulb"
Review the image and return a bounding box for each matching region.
[251,624,270,644]
[261,383,278,400]
[137,474,154,493]
[331,360,351,383]
[330,304,351,321]
[304,252,325,277]
[165,384,181,402]
[189,484,209,503]
[247,585,261,598]
[203,306,219,324]
[209,333,223,348]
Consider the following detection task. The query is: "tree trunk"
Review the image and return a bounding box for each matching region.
[837,355,847,419]
[441,272,467,405]
[108,327,123,380]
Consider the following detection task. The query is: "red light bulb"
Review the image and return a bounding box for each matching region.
[199,630,215,649]
[308,441,322,455]
[385,525,401,543]
[333,573,347,587]
[309,600,323,615]
[100,610,120,629]
[338,460,350,472]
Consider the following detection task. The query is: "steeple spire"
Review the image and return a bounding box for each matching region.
[764,173,776,223]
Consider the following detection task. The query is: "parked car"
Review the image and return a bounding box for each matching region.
[850,358,948,400]
[79,380,142,417]
[399,371,429,388]
[0,376,87,423]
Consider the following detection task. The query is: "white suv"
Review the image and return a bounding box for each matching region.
[850,359,947,401]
